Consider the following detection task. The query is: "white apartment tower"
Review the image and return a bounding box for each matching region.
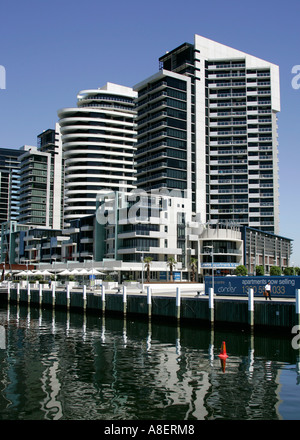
[135,35,280,234]
[58,82,137,224]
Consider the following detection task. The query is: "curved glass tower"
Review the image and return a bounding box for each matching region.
[58,82,137,224]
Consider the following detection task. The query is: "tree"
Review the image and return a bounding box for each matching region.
[189,258,198,282]
[234,265,247,276]
[255,265,264,276]
[283,267,295,276]
[167,257,176,282]
[270,266,282,276]
[144,256,153,282]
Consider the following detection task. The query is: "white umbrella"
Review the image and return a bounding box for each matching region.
[16,270,34,276]
[40,270,52,276]
[16,271,27,276]
[87,269,105,275]
[75,269,88,274]
[69,269,82,275]
[58,269,73,276]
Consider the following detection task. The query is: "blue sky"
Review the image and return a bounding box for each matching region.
[0,0,299,264]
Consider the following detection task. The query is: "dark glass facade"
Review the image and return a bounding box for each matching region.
[135,75,190,198]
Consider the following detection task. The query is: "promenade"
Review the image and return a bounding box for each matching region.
[92,285,296,302]
[1,281,298,330]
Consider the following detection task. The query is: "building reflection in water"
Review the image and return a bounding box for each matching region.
[0,303,299,420]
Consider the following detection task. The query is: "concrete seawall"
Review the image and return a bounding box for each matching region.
[1,286,299,331]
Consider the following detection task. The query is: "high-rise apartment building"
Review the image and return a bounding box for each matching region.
[0,148,22,224]
[19,124,63,229]
[58,82,137,224]
[134,70,193,202]
[134,35,280,234]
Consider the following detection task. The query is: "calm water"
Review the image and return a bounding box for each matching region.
[0,303,299,421]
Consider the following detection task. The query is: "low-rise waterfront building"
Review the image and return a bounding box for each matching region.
[242,226,292,275]
[8,190,290,282]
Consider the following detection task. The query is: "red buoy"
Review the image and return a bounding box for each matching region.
[218,341,228,359]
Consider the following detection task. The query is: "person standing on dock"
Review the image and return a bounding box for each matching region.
[264,282,272,300]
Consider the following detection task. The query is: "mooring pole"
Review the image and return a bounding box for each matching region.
[39,283,43,307]
[248,288,254,327]
[27,283,31,305]
[147,286,152,319]
[209,287,214,324]
[66,284,70,309]
[52,282,55,308]
[123,285,127,316]
[176,287,181,321]
[102,284,105,313]
[83,285,87,311]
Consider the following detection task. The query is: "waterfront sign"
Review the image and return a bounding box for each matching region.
[159,271,181,281]
[201,262,238,268]
[205,276,300,298]
[173,271,181,281]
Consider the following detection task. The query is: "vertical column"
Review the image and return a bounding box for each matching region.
[102,284,106,313]
[27,283,31,305]
[52,282,55,308]
[83,285,87,311]
[17,283,20,303]
[248,288,254,327]
[7,281,10,302]
[296,289,300,327]
[39,283,43,307]
[176,287,181,321]
[147,286,152,319]
[66,284,70,310]
[209,287,214,324]
[123,285,127,316]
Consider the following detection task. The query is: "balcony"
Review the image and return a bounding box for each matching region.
[80,237,93,244]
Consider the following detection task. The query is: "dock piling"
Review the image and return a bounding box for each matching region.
[209,287,214,323]
[147,286,152,319]
[27,284,31,305]
[102,284,105,313]
[39,284,43,306]
[66,284,70,309]
[83,285,87,311]
[123,285,127,316]
[176,287,181,321]
[51,283,55,308]
[248,288,254,327]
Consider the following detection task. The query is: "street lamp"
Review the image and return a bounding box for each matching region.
[205,245,214,293]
